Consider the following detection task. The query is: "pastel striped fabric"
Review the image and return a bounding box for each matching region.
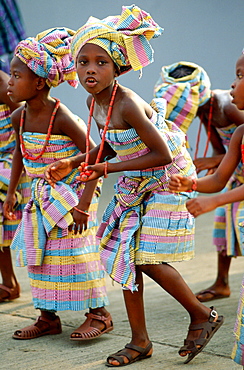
[232,142,244,364]
[11,132,108,311]
[71,4,163,74]
[15,28,78,88]
[0,0,26,73]
[97,98,196,291]
[0,103,31,247]
[154,61,211,134]
[232,275,244,365]
[213,125,244,256]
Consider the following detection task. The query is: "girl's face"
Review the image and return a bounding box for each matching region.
[7,57,40,103]
[76,43,118,95]
[231,54,244,110]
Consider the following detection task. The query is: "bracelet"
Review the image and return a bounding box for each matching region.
[104,161,108,178]
[73,206,89,217]
[191,178,198,191]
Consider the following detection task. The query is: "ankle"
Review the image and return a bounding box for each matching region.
[40,310,58,321]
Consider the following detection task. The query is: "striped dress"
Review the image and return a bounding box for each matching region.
[0,102,30,247]
[231,133,244,365]
[213,124,244,257]
[11,128,109,311]
[97,98,196,292]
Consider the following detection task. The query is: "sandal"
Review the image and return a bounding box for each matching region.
[12,315,62,340]
[0,283,20,302]
[70,312,113,341]
[106,342,153,367]
[179,306,224,364]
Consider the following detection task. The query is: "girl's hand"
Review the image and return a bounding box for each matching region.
[168,174,192,192]
[77,162,105,182]
[186,196,218,217]
[193,156,223,175]
[44,159,73,187]
[69,207,89,235]
[3,194,17,220]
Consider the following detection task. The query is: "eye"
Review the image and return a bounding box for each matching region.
[78,59,87,66]
[14,73,20,79]
[98,60,107,66]
[237,73,243,80]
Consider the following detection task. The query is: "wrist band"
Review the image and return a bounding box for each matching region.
[73,206,89,217]
[104,161,108,178]
[191,178,197,191]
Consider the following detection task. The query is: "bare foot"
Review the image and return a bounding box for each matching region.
[195,284,230,302]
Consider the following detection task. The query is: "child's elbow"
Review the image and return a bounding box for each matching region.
[163,152,172,166]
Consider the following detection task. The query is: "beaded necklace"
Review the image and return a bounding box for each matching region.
[194,91,214,160]
[80,81,118,180]
[19,98,60,161]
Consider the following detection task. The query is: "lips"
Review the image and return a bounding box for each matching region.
[85,77,97,87]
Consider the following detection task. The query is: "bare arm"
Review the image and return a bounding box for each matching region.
[3,109,24,220]
[186,185,244,218]
[169,124,244,193]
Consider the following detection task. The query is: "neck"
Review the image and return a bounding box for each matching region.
[92,81,118,106]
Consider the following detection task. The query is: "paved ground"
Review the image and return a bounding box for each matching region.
[1,177,243,370]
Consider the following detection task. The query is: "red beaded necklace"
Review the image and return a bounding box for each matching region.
[194,91,214,160]
[80,81,118,179]
[19,98,60,161]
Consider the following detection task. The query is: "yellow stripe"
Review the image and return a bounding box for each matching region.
[30,277,106,291]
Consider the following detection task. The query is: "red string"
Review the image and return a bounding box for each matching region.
[194,92,214,160]
[19,98,60,161]
[80,81,118,179]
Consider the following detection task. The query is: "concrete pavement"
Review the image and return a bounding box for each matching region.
[1,178,243,369]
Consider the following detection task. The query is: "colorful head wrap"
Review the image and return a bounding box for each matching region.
[71,4,163,75]
[154,61,211,133]
[14,27,78,88]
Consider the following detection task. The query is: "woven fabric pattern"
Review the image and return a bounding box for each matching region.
[154,61,211,133]
[98,98,196,291]
[15,27,78,87]
[71,4,163,74]
[11,131,108,311]
[0,0,26,73]
[232,276,244,365]
[0,102,31,247]
[213,126,244,256]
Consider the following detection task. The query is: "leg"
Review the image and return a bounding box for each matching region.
[195,251,231,302]
[107,268,153,366]
[70,306,113,340]
[0,247,20,302]
[141,263,224,361]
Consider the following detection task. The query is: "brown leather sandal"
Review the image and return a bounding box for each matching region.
[12,315,62,340]
[106,341,153,367]
[179,306,224,364]
[70,312,113,341]
[0,283,20,302]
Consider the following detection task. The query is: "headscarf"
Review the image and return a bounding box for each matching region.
[71,4,163,75]
[14,27,78,88]
[154,61,211,133]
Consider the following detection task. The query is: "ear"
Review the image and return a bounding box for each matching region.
[36,77,47,90]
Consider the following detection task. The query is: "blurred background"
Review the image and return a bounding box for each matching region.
[14,0,244,157]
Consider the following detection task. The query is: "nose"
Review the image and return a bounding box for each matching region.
[8,76,13,86]
[86,68,96,75]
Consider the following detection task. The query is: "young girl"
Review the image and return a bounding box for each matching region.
[154,61,244,303]
[168,50,244,368]
[3,27,113,341]
[0,69,30,302]
[45,5,224,367]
